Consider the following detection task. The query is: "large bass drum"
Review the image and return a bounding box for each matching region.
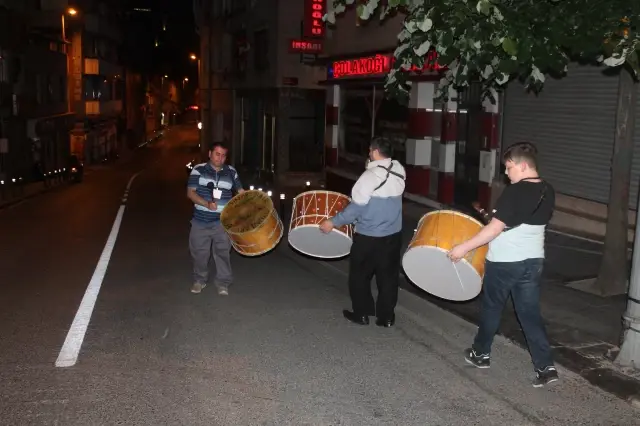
[220,190,283,256]
[402,209,488,301]
[288,190,353,259]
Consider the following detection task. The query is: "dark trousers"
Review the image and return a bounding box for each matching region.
[348,232,403,320]
[473,258,554,370]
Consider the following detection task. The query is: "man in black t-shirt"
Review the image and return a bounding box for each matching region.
[448,142,558,388]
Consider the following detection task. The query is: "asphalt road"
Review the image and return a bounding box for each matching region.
[1,126,638,425]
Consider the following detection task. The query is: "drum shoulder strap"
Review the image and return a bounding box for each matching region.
[373,162,405,191]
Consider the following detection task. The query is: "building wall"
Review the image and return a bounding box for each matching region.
[205,0,327,177]
[324,3,403,57]
[124,70,145,148]
[275,0,325,89]
[20,36,69,119]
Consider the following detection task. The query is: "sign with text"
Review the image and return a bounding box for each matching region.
[328,50,443,80]
[289,39,323,54]
[304,0,326,38]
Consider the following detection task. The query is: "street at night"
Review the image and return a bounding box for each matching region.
[2,0,640,423]
[1,126,638,425]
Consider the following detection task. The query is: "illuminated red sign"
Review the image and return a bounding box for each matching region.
[289,39,323,54]
[329,50,444,79]
[304,0,326,38]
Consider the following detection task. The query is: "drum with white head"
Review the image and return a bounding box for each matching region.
[402,210,488,301]
[288,190,353,259]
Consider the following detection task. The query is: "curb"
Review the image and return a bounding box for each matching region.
[0,187,50,210]
[400,281,640,404]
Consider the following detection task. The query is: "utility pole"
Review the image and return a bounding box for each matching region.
[616,199,640,366]
[614,71,639,368]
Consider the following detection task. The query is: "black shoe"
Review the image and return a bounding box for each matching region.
[532,366,559,388]
[375,315,395,327]
[464,347,491,368]
[343,310,369,325]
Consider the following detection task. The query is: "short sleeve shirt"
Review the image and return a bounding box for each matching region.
[487,179,555,262]
[187,163,243,223]
[492,180,555,228]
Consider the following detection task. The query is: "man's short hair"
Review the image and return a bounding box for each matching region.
[209,141,229,152]
[502,142,538,169]
[370,136,393,158]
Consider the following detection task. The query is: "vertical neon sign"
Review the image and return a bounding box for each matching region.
[304,0,326,39]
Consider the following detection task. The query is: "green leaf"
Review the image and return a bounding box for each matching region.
[476,0,491,16]
[501,38,518,56]
[356,4,365,19]
[498,59,519,74]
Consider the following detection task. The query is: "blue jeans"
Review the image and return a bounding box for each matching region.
[472,258,554,370]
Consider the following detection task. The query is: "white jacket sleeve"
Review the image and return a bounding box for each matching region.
[332,170,380,226]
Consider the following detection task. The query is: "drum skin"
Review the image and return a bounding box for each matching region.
[288,190,353,259]
[220,190,283,256]
[402,210,488,301]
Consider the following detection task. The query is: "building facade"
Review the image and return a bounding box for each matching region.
[322,5,499,211]
[0,1,74,183]
[321,4,640,240]
[197,0,327,184]
[31,0,125,165]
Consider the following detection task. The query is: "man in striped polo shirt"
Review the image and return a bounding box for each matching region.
[187,142,244,295]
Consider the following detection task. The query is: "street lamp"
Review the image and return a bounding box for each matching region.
[61,7,78,42]
[62,7,78,115]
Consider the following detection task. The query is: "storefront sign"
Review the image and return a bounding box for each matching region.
[289,39,323,54]
[328,50,443,80]
[304,0,326,38]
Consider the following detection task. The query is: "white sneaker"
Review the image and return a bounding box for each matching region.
[217,287,228,296]
[191,282,206,293]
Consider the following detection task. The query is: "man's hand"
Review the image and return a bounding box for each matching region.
[207,201,217,211]
[319,219,334,234]
[448,244,469,263]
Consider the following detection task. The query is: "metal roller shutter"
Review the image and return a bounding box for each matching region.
[502,63,621,205]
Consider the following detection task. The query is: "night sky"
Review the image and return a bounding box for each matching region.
[122,0,198,82]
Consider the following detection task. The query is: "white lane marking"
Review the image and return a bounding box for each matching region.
[55,172,140,367]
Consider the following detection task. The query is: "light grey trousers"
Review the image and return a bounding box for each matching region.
[189,219,233,288]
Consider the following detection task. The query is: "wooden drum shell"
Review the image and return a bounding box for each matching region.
[288,190,353,259]
[220,190,283,256]
[402,210,488,301]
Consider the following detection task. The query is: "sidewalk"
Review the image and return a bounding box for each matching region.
[0,178,66,210]
[264,176,640,404]
[397,200,640,403]
[0,141,141,211]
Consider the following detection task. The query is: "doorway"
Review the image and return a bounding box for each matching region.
[453,83,483,208]
[288,93,324,172]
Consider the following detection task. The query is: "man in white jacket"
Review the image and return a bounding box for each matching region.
[320,137,406,327]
